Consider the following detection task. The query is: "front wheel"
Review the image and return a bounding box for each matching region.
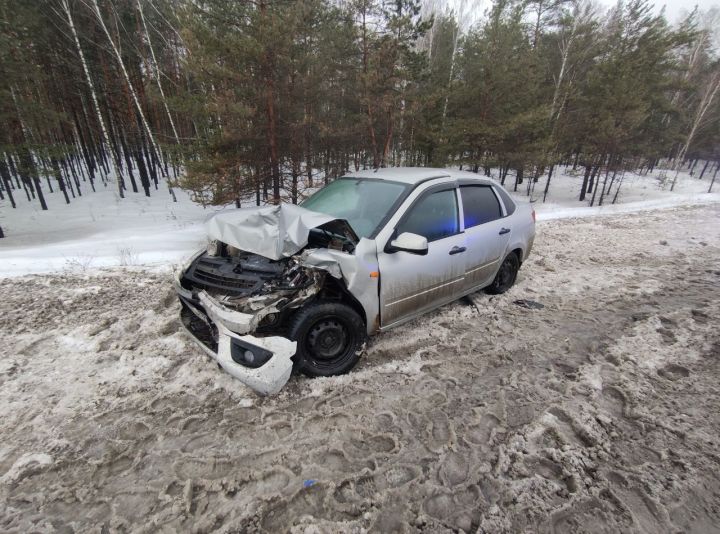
[485,252,520,294]
[288,302,366,377]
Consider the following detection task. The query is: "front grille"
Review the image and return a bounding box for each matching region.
[193,269,258,289]
[184,254,271,296]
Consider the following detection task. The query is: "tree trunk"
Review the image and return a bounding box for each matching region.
[72,110,96,189]
[88,0,162,178]
[587,162,601,195]
[324,149,330,185]
[0,157,15,208]
[61,0,123,198]
[500,165,509,186]
[579,163,592,201]
[7,154,20,189]
[306,154,313,188]
[66,152,83,194]
[381,108,394,168]
[709,162,719,193]
[698,160,710,180]
[550,11,579,122]
[361,8,379,168]
[255,165,261,206]
[120,132,138,193]
[440,22,460,141]
[259,2,280,204]
[513,167,523,192]
[599,169,616,207]
[61,159,77,199]
[543,164,554,203]
[266,76,280,203]
[671,69,720,191]
[31,174,48,211]
[612,172,625,204]
[137,0,180,147]
[291,159,299,205]
[141,132,158,189]
[589,152,607,201]
[51,156,70,204]
[133,143,151,196]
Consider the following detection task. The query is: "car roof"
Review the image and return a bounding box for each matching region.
[346,167,496,186]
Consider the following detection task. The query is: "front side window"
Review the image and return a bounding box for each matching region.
[460,185,502,228]
[397,189,459,242]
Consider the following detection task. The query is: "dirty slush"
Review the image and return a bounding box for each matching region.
[1,204,719,533]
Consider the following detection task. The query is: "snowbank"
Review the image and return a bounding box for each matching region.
[0,189,223,277]
[0,166,717,277]
[500,165,720,220]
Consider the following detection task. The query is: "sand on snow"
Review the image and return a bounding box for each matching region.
[0,204,719,532]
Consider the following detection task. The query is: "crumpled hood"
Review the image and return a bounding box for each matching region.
[206,203,355,260]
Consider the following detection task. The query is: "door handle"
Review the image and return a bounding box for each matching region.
[449,246,466,255]
[499,228,511,235]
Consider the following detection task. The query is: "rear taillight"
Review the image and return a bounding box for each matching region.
[531,209,536,223]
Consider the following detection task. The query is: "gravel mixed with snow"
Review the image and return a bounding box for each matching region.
[1,204,719,532]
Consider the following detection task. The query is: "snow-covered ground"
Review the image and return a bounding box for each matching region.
[511,165,720,221]
[0,188,218,277]
[0,166,717,277]
[1,204,719,532]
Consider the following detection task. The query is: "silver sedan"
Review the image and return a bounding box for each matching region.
[176,168,536,393]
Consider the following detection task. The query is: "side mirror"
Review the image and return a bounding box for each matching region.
[387,232,428,255]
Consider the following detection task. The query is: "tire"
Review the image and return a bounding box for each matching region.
[288,301,366,377]
[485,252,520,295]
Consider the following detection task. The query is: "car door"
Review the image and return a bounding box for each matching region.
[459,184,511,291]
[377,186,466,328]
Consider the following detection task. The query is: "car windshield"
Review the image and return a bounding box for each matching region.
[301,178,409,239]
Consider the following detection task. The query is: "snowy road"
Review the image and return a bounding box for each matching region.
[1,205,719,532]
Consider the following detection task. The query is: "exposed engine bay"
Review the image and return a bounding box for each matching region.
[175,203,378,395]
[179,220,359,333]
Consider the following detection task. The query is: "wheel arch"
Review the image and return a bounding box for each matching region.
[510,246,524,265]
[317,275,368,328]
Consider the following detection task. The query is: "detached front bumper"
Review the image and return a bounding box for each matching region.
[175,274,296,395]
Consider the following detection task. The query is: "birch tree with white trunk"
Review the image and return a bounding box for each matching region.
[137,0,180,147]
[670,66,720,191]
[59,0,124,198]
[86,0,164,174]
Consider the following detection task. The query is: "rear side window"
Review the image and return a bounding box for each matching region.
[460,186,502,228]
[397,189,459,242]
[493,185,516,215]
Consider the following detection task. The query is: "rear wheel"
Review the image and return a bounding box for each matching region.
[485,252,520,294]
[288,302,366,377]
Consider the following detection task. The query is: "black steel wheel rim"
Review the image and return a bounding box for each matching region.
[305,316,353,367]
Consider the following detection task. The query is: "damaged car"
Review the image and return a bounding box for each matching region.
[175,168,536,394]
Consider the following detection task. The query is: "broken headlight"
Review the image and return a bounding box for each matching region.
[230,338,273,368]
[207,240,221,256]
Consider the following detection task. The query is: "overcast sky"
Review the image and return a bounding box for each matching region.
[447,0,720,28]
[607,0,719,22]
